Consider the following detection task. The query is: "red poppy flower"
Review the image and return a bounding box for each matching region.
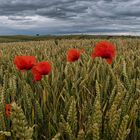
[67,49,81,62]
[14,56,36,70]
[5,104,12,118]
[92,41,116,64]
[32,61,52,81]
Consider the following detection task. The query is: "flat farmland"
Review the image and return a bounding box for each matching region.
[0,38,140,140]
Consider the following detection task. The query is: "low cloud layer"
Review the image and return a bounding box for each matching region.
[0,0,140,35]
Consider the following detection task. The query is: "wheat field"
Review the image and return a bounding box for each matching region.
[0,38,140,140]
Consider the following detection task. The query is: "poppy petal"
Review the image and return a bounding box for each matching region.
[92,41,116,64]
[67,49,81,62]
[106,58,113,64]
[14,56,36,70]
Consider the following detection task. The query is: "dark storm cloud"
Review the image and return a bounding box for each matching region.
[0,0,140,35]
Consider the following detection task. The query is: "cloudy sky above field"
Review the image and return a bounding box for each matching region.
[0,0,140,35]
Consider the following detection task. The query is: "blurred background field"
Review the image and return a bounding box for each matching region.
[0,35,140,43]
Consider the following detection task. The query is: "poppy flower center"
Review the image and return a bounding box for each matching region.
[72,54,79,60]
[102,52,112,59]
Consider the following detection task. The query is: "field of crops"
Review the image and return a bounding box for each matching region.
[0,38,140,140]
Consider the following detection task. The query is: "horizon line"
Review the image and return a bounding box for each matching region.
[0,33,140,37]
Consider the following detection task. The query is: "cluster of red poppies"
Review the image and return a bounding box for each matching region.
[14,41,116,82]
[14,56,52,82]
[67,40,116,64]
[6,41,116,118]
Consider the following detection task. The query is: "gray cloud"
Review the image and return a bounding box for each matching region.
[0,0,140,35]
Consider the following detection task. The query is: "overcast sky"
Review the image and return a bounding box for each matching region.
[0,0,140,35]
